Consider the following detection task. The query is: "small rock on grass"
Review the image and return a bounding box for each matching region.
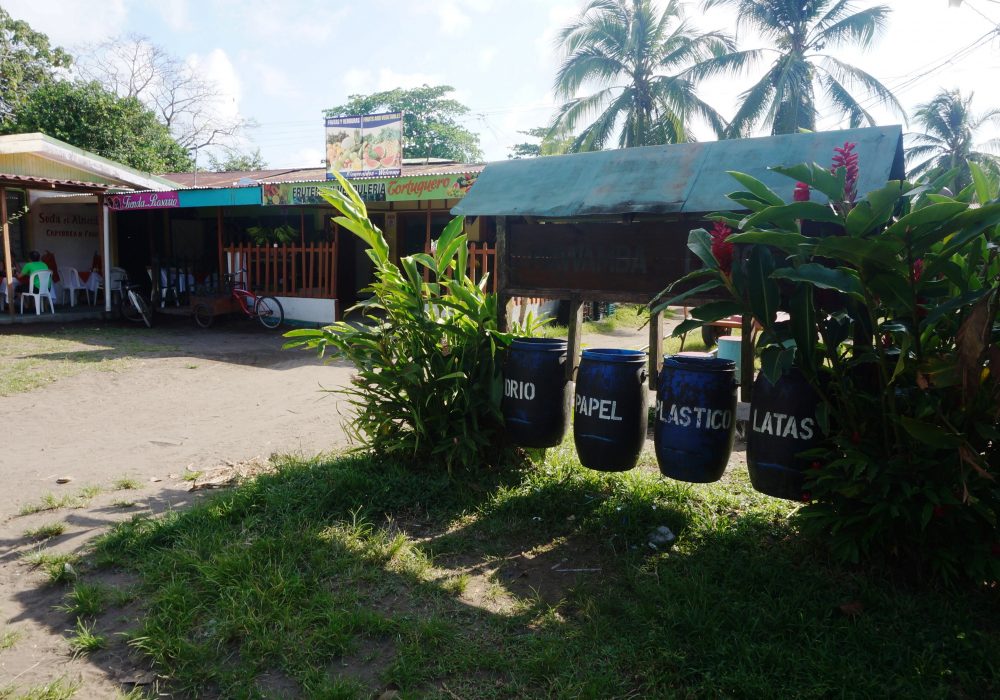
[647,525,676,550]
[56,477,73,484]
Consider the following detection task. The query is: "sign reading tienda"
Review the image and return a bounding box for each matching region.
[105,192,180,211]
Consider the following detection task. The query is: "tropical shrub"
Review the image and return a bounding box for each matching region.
[656,148,1000,584]
[286,173,538,472]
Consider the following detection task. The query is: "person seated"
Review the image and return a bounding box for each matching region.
[41,250,60,283]
[19,251,51,292]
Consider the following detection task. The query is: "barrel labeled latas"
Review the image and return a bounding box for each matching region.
[746,368,823,500]
[654,355,737,483]
[502,338,571,448]
[574,349,648,472]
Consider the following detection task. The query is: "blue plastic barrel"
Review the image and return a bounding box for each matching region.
[746,369,822,500]
[502,338,571,448]
[573,349,648,472]
[654,355,737,483]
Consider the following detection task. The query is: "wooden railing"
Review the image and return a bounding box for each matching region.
[224,243,337,298]
[466,242,497,294]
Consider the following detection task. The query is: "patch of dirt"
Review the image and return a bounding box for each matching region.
[0,322,353,697]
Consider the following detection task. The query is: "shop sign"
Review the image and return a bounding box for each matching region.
[325,111,403,179]
[105,191,180,211]
[261,172,478,206]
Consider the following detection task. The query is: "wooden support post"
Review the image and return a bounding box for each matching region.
[648,309,663,390]
[495,216,509,331]
[100,196,111,312]
[566,297,584,383]
[216,207,224,286]
[740,313,754,403]
[1,186,14,318]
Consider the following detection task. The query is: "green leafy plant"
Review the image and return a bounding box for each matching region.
[246,223,297,246]
[285,172,540,472]
[659,148,1000,583]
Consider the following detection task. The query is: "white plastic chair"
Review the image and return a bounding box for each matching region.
[20,270,55,315]
[98,267,127,304]
[62,267,92,307]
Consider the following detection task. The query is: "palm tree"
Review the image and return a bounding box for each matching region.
[550,0,738,151]
[907,89,1000,192]
[700,0,904,136]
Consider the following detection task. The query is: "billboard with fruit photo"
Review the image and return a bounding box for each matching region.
[325,112,403,179]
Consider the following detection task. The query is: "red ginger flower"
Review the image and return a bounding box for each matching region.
[793,182,811,202]
[709,221,734,275]
[913,258,924,282]
[831,141,859,203]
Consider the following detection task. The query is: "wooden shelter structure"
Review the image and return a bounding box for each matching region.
[453,126,906,397]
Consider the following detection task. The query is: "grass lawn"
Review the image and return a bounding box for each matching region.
[69,442,1000,699]
[0,326,174,396]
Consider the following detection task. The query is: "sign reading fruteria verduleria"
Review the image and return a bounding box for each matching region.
[261,173,478,206]
[325,112,403,179]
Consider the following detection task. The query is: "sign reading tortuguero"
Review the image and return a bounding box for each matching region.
[261,173,478,206]
[105,191,180,211]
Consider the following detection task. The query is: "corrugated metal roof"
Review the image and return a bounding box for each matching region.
[162,162,486,189]
[0,172,111,193]
[452,126,905,218]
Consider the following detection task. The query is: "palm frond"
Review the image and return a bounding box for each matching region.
[819,73,874,129]
[820,56,905,121]
[812,6,891,50]
[554,46,626,98]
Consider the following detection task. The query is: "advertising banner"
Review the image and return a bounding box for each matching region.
[105,191,180,211]
[325,111,403,179]
[262,172,478,207]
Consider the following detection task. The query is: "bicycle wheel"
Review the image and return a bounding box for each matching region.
[254,295,284,329]
[130,289,154,328]
[193,303,214,329]
[120,290,142,323]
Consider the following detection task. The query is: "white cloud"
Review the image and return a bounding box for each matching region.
[2,0,128,47]
[156,0,192,32]
[478,48,497,70]
[343,69,373,95]
[186,48,242,121]
[212,0,349,44]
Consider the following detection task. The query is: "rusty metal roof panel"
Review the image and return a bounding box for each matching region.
[453,126,904,218]
[0,172,112,193]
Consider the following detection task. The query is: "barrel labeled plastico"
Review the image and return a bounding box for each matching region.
[746,368,822,500]
[501,338,571,448]
[574,349,648,472]
[654,355,737,483]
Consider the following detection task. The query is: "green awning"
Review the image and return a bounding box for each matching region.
[453,126,904,218]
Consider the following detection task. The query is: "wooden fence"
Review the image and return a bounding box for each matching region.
[466,241,497,294]
[223,241,494,299]
[224,242,337,298]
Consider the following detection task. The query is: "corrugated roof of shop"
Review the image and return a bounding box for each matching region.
[162,162,486,189]
[452,126,905,218]
[0,172,112,193]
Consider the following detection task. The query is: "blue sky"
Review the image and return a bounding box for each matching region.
[5,1,999,168]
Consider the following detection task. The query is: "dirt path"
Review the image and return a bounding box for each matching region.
[0,321,354,696]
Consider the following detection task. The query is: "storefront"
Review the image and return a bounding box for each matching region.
[0,133,179,320]
[109,163,492,324]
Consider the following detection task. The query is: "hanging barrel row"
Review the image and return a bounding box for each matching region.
[501,338,822,500]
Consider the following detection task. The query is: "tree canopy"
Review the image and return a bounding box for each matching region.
[549,0,737,151]
[907,89,1000,192]
[206,147,268,172]
[2,80,193,173]
[701,0,904,136]
[0,7,72,127]
[324,85,483,163]
[508,126,574,159]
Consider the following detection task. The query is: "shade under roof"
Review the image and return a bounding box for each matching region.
[453,126,905,218]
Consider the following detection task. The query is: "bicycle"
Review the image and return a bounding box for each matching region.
[192,272,284,330]
[119,276,154,328]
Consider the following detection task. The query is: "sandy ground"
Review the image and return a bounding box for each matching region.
[0,321,355,697]
[0,316,682,697]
